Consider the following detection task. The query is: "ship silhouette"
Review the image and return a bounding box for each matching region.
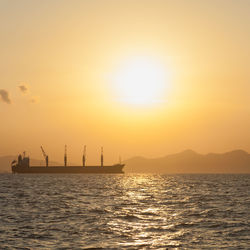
[11,146,124,174]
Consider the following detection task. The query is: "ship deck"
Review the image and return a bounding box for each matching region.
[12,165,125,174]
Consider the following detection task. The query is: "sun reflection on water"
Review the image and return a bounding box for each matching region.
[104,174,184,248]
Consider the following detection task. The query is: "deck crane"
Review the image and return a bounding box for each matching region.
[40,146,49,167]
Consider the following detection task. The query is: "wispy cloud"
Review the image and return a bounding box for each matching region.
[0,89,11,104]
[18,83,28,94]
[17,83,39,104]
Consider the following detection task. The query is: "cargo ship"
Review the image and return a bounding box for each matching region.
[11,146,124,174]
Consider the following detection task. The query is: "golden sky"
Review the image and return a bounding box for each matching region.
[1,0,250,164]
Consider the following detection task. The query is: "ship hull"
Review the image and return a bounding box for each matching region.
[12,165,124,174]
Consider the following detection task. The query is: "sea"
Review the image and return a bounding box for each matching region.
[0,174,249,249]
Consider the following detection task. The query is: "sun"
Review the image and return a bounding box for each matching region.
[113,56,169,106]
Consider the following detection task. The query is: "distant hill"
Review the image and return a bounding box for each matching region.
[1,150,250,173]
[124,149,250,173]
[0,156,61,173]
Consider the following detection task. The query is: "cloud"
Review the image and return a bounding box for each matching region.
[17,82,39,104]
[18,84,28,93]
[0,89,11,104]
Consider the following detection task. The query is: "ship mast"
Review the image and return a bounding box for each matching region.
[101,147,103,167]
[64,145,67,167]
[82,145,86,167]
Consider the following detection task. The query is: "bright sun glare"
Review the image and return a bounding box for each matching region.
[113,56,169,106]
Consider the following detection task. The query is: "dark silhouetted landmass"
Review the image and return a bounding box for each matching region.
[124,149,250,173]
[1,150,250,173]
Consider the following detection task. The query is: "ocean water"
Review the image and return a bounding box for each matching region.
[0,174,249,249]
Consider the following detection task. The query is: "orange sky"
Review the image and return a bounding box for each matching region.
[1,0,250,164]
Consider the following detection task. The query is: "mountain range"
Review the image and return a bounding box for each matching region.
[124,149,250,173]
[1,150,250,173]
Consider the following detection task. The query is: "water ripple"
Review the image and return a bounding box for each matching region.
[0,174,249,249]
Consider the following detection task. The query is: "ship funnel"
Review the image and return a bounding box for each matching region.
[18,154,22,165]
[101,147,103,167]
[64,145,67,167]
[82,145,86,167]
